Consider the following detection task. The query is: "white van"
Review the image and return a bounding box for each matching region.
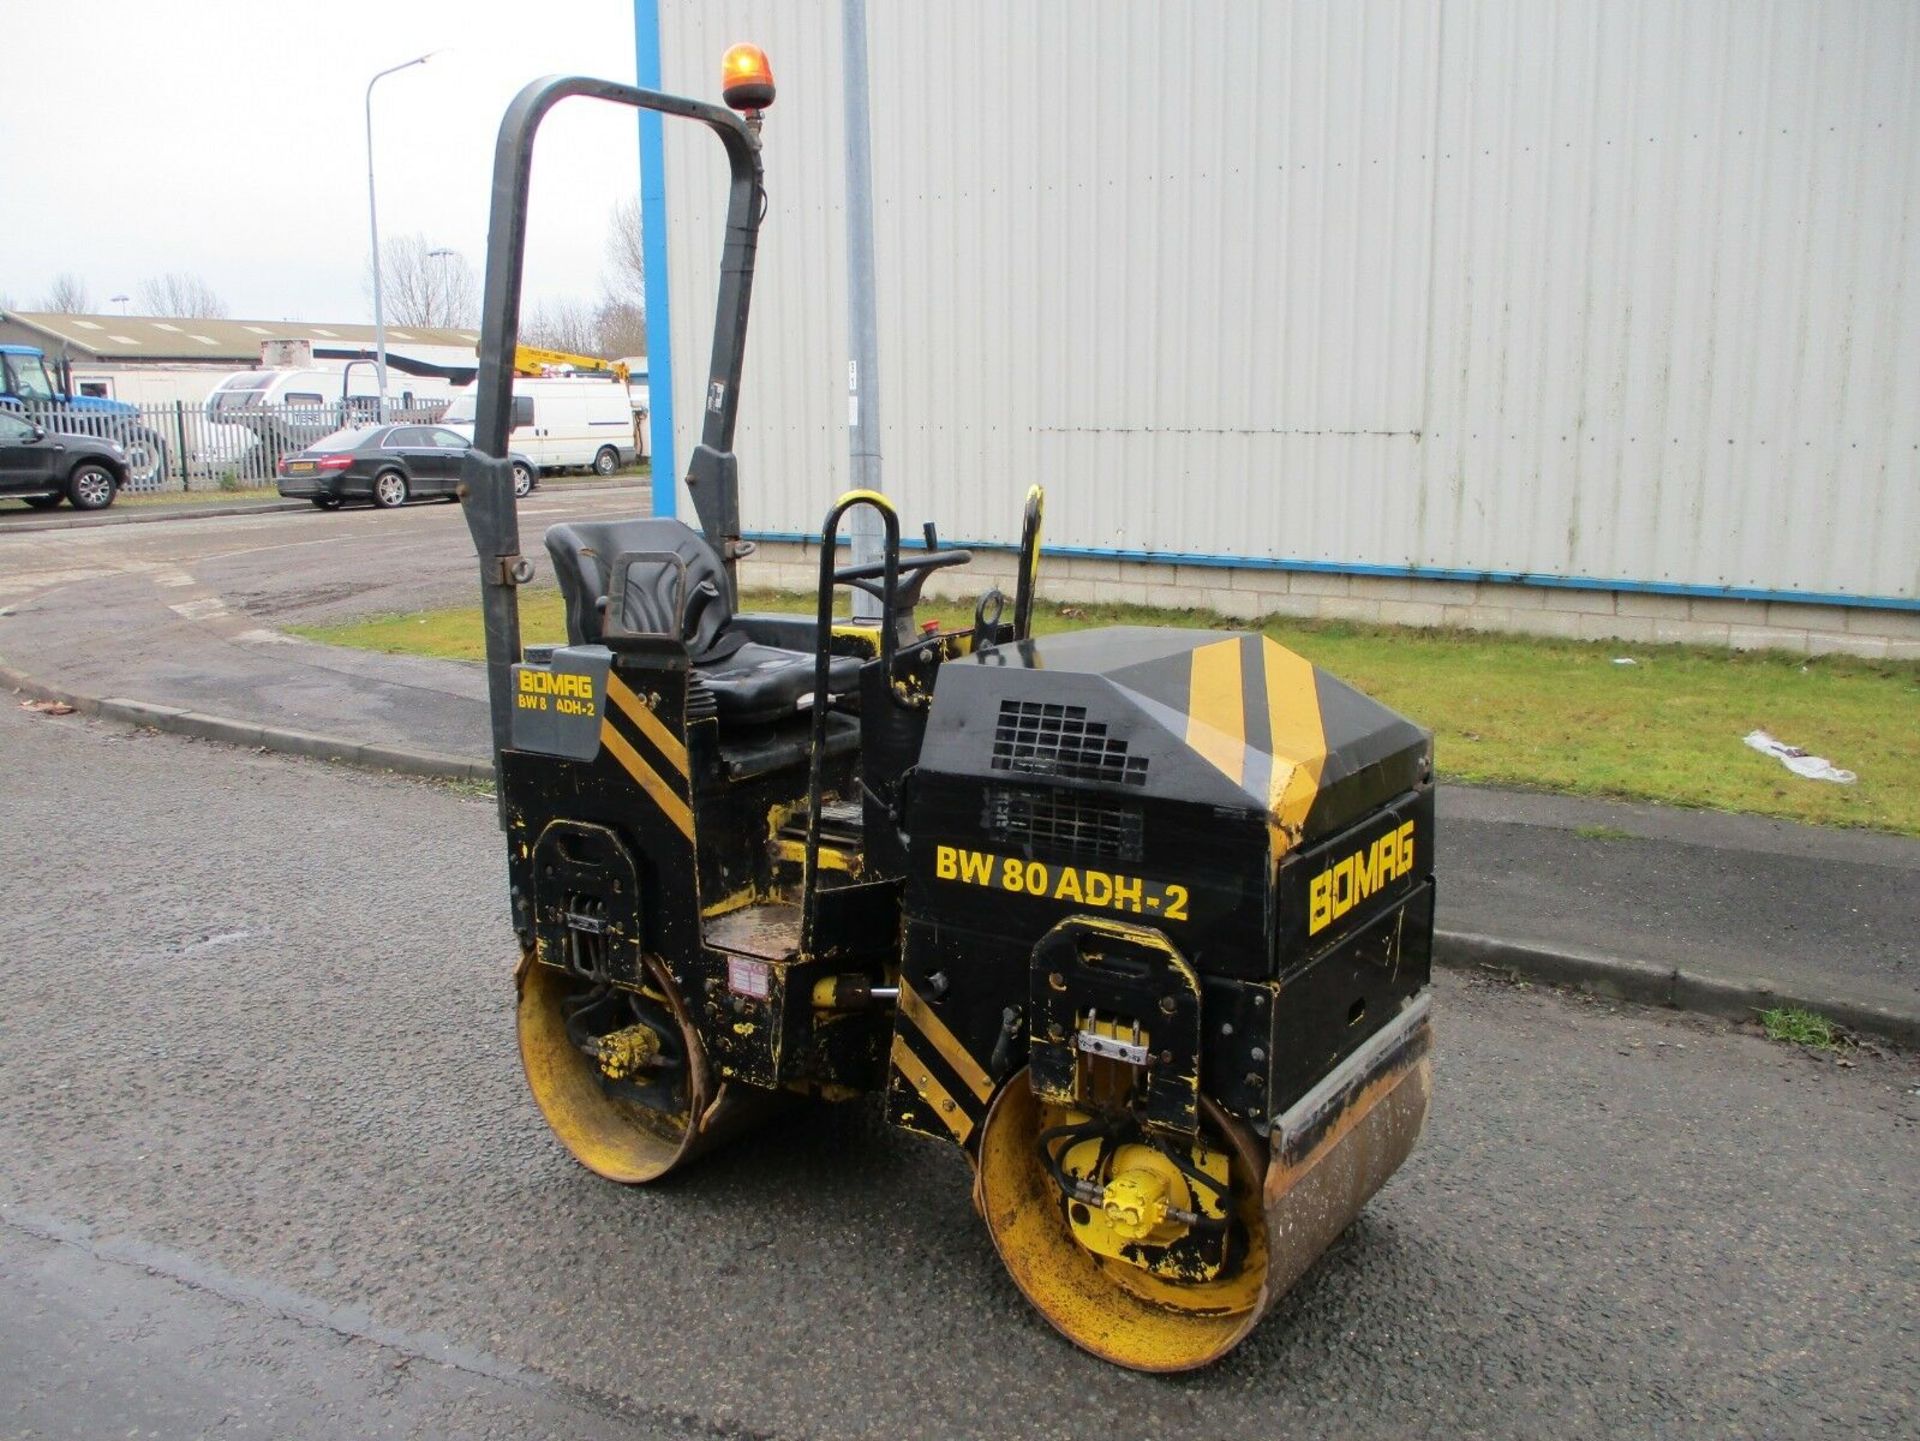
[440,377,636,476]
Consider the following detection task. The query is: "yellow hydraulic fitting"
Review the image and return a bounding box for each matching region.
[1102,1164,1176,1243]
[592,1023,661,1080]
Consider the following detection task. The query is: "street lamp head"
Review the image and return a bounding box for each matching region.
[371,49,444,86]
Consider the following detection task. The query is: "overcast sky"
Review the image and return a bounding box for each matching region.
[3,1,651,323]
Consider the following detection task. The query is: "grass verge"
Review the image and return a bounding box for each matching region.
[1760,1006,1849,1050]
[119,488,291,508]
[1574,825,1635,841]
[290,589,1920,834]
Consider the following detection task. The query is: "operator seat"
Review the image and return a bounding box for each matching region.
[545,518,861,727]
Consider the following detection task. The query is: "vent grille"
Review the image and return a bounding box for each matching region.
[991,700,1148,787]
[984,786,1145,862]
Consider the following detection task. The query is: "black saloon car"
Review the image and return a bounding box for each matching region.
[277,424,539,509]
[0,410,129,511]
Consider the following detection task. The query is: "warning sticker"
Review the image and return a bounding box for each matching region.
[727,956,771,999]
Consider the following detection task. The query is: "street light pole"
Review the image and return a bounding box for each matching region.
[366,51,437,422]
[427,247,458,328]
[841,0,885,622]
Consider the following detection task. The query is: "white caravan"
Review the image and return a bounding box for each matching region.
[201,367,459,457]
[440,376,637,475]
[203,367,454,423]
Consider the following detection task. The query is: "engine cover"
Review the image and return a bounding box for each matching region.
[905,627,1432,979]
[892,628,1436,1136]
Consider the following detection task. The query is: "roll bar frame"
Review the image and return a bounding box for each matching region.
[459,75,766,818]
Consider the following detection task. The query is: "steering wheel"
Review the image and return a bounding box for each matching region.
[832,548,972,603]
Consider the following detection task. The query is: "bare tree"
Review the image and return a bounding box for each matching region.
[605,195,645,312]
[481,201,645,360]
[140,272,228,318]
[376,234,479,328]
[595,300,647,360]
[38,273,91,313]
[521,298,604,357]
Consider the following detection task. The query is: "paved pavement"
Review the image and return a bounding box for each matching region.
[1,492,1916,1036]
[2,703,1915,1439]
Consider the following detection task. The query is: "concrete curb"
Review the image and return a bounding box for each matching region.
[1434,931,1920,1051]
[6,659,1914,1049]
[1,663,492,786]
[3,499,309,531]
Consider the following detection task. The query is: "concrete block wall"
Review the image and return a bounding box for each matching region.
[738,544,1919,661]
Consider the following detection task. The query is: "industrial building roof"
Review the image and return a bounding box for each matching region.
[0,311,481,363]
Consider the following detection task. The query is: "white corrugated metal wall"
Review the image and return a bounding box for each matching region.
[655,0,1920,607]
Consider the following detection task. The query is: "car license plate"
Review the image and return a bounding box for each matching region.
[288,461,315,474]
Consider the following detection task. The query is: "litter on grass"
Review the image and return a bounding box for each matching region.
[1743,729,1856,784]
[1612,657,1638,665]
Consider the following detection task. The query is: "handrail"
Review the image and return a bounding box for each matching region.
[1013,484,1045,640]
[800,490,900,956]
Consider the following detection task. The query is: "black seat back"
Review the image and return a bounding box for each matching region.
[545,518,744,662]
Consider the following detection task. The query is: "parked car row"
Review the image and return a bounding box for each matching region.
[3,371,641,515]
[270,375,639,514]
[0,410,129,510]
[275,424,540,509]
[1,343,169,488]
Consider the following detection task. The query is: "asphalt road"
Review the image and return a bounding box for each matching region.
[2,703,1915,1439]
[0,485,642,762]
[0,483,633,625]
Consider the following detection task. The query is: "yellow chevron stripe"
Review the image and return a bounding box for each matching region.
[899,981,993,1103]
[605,672,688,776]
[600,720,694,841]
[1186,636,1247,787]
[891,1034,975,1145]
[1260,636,1327,857]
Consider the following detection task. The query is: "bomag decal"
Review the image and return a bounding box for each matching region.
[516,668,598,717]
[1308,819,1415,936]
[934,844,1189,922]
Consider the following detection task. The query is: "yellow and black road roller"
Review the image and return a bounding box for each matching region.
[459,50,1433,1372]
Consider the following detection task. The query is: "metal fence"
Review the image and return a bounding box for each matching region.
[17,398,452,493]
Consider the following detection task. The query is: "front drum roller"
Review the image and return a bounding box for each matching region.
[515,950,777,1183]
[975,1000,1433,1372]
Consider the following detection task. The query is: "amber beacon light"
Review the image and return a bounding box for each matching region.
[721,43,775,112]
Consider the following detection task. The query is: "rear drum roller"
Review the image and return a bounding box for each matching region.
[516,950,773,1182]
[975,1038,1432,1371]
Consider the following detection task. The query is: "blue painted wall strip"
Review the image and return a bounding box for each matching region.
[633,0,675,516]
[740,531,1919,613]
